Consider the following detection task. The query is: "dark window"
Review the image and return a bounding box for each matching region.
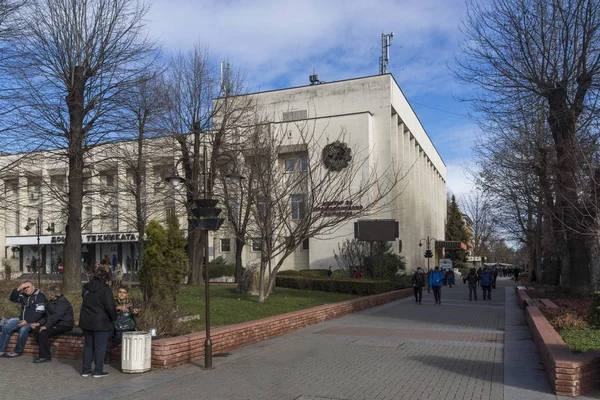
[300,155,308,172]
[291,194,306,220]
[285,158,295,173]
[221,238,231,252]
[252,239,262,252]
[302,238,309,251]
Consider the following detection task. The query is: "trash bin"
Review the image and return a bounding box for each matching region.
[121,331,152,373]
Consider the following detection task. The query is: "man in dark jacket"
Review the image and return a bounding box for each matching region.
[0,281,47,357]
[412,267,425,304]
[30,285,74,363]
[79,269,117,377]
[480,267,493,300]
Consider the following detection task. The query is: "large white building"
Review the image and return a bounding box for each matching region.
[0,74,445,275]
[213,74,446,271]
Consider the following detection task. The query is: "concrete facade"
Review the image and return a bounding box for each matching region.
[0,74,445,275]
[214,74,446,271]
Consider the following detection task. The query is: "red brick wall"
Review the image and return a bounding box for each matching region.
[6,288,413,369]
[526,307,600,397]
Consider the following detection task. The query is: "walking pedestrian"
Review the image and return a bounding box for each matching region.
[429,266,444,305]
[446,269,455,288]
[514,267,520,282]
[480,267,492,300]
[467,268,478,301]
[79,269,117,378]
[412,267,425,304]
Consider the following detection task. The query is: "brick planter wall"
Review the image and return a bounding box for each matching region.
[4,288,412,369]
[526,306,600,397]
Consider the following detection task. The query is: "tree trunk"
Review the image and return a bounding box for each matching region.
[63,66,86,293]
[235,237,244,283]
[588,234,600,292]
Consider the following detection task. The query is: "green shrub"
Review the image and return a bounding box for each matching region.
[202,262,238,279]
[298,269,329,277]
[561,328,600,353]
[589,291,600,328]
[277,270,300,276]
[275,276,409,296]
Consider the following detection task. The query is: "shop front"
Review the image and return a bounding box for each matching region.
[6,232,140,274]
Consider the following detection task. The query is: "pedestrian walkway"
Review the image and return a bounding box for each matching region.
[1,277,599,399]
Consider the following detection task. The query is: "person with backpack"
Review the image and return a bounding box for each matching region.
[429,266,444,305]
[480,266,493,300]
[412,267,426,304]
[467,268,478,301]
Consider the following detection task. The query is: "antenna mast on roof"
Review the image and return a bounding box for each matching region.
[379,32,394,74]
[220,61,231,95]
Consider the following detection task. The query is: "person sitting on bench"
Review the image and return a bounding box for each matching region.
[0,281,47,357]
[31,285,74,363]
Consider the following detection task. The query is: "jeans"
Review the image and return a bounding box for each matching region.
[469,285,478,301]
[82,329,112,375]
[33,325,72,358]
[106,329,126,354]
[413,287,423,303]
[0,319,32,354]
[432,286,441,303]
[482,285,492,300]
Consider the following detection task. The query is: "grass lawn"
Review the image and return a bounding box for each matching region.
[0,281,358,334]
[178,285,358,332]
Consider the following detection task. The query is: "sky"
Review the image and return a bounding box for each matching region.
[145,0,479,197]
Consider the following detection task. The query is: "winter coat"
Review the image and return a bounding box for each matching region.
[10,288,47,323]
[429,270,444,287]
[480,270,492,287]
[40,294,74,329]
[467,273,478,286]
[412,271,425,288]
[78,279,117,332]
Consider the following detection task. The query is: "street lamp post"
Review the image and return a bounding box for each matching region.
[24,217,42,288]
[166,147,243,370]
[418,236,437,272]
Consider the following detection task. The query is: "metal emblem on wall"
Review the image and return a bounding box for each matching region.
[322,141,352,171]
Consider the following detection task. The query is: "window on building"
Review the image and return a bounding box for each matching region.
[105,174,115,187]
[125,168,135,186]
[27,178,41,200]
[251,238,262,252]
[291,194,306,220]
[300,155,308,172]
[84,206,92,233]
[301,238,309,251]
[164,200,175,221]
[257,197,267,218]
[220,238,231,252]
[110,204,118,231]
[285,158,295,173]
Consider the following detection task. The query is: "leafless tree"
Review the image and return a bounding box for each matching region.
[459,191,496,256]
[6,0,156,291]
[455,0,600,291]
[162,46,255,285]
[244,119,401,303]
[333,238,370,278]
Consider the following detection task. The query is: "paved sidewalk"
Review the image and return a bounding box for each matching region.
[1,277,599,399]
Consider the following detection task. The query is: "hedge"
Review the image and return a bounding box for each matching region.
[202,263,239,279]
[278,269,329,277]
[275,275,409,296]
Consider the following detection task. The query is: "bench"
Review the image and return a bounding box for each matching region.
[525,298,544,308]
[4,327,121,360]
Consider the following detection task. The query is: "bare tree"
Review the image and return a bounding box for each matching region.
[333,238,370,278]
[244,119,401,303]
[162,46,255,285]
[7,0,156,291]
[460,191,496,256]
[455,0,600,291]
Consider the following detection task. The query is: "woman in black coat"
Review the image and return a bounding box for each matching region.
[79,269,117,377]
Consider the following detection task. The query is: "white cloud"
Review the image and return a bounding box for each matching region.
[145,0,468,91]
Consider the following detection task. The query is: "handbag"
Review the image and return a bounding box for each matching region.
[115,312,135,331]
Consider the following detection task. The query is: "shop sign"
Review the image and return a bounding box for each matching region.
[50,233,139,244]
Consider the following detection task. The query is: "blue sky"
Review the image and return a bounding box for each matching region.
[146,0,478,196]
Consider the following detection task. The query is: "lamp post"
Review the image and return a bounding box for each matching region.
[24,217,42,288]
[418,236,437,272]
[166,147,243,370]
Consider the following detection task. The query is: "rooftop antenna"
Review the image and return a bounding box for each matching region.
[309,67,320,85]
[379,32,394,74]
[220,61,231,95]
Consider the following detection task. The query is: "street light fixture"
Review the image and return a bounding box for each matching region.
[166,147,243,370]
[418,236,438,272]
[24,217,42,288]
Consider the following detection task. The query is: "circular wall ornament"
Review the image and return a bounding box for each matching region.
[322,141,352,171]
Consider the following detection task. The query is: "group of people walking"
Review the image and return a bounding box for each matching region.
[0,268,139,377]
[412,265,499,304]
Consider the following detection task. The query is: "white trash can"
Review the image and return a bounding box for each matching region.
[121,331,152,373]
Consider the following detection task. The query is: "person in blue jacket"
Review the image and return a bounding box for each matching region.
[480,266,493,300]
[429,266,444,305]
